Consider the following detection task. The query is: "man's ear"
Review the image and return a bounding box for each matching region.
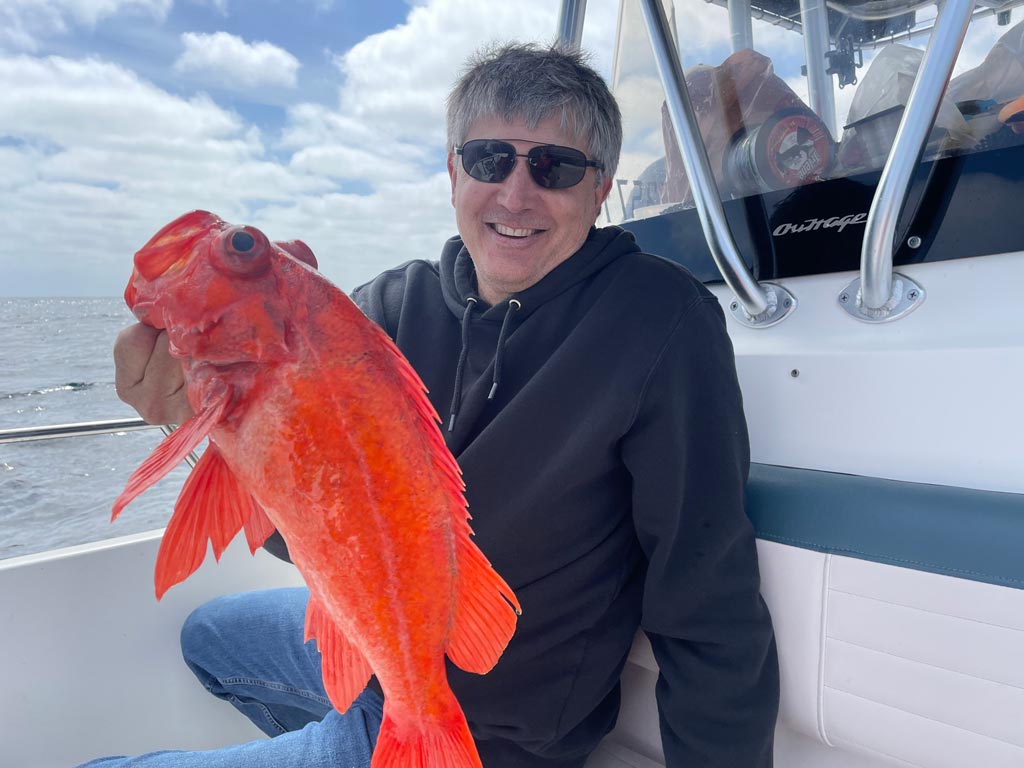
[447,152,458,206]
[594,174,613,217]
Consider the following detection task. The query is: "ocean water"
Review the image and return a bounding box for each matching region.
[0,297,190,560]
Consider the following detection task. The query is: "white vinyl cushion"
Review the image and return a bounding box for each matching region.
[759,542,1024,767]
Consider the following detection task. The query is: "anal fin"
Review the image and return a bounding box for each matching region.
[304,594,374,713]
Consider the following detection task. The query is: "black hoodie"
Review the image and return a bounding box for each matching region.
[349,225,778,767]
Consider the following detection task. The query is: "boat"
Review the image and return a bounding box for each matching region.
[3,0,1023,766]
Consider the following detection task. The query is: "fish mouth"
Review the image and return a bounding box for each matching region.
[125,295,165,329]
[191,314,224,335]
[177,299,290,367]
[177,312,228,350]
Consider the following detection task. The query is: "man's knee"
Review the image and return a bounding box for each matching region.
[180,593,238,676]
[179,588,309,675]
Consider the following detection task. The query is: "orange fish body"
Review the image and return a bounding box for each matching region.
[114,210,520,768]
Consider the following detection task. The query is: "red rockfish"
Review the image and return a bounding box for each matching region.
[114,210,520,768]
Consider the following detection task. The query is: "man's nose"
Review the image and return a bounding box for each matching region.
[495,158,536,210]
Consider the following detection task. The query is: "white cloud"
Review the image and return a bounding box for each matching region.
[0,0,171,52]
[2,55,242,146]
[0,0,744,297]
[0,53,331,294]
[252,173,459,291]
[331,0,579,145]
[280,103,433,183]
[174,31,301,91]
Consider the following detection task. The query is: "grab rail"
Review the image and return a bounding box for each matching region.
[705,0,1017,50]
[800,0,838,138]
[557,0,588,49]
[558,0,795,327]
[0,418,154,444]
[638,0,796,327]
[0,418,199,467]
[840,0,976,322]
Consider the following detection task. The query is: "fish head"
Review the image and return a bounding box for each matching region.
[125,210,318,369]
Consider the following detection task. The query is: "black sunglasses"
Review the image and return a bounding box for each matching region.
[454,139,603,190]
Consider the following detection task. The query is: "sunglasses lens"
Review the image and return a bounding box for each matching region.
[528,146,588,189]
[461,140,516,183]
[458,140,595,189]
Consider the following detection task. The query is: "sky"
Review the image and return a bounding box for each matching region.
[0,0,1015,296]
[0,0,622,297]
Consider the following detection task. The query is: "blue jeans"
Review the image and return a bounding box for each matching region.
[77,588,382,767]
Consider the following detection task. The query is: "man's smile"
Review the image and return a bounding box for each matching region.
[489,223,544,238]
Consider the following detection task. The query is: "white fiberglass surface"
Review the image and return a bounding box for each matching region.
[0,532,304,768]
[709,250,1024,495]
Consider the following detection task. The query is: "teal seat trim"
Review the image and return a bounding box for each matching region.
[746,463,1024,590]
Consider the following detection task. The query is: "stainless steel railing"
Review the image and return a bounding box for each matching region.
[705,0,1020,50]
[559,0,796,328]
[637,0,797,328]
[0,418,154,444]
[0,419,199,467]
[564,0,986,327]
[557,0,588,49]
[840,0,976,322]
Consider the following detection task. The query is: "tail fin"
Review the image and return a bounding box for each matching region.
[372,695,481,768]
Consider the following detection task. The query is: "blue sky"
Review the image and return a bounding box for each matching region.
[0,0,619,296]
[0,0,1012,296]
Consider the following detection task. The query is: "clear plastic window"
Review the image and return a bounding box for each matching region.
[607,0,1024,224]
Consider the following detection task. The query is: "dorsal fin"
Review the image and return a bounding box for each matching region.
[364,318,468,519]
[360,315,521,666]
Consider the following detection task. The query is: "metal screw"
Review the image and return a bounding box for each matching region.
[783,299,792,308]
[908,236,922,249]
[907,289,919,301]
[790,369,800,378]
[839,293,849,303]
[730,301,739,311]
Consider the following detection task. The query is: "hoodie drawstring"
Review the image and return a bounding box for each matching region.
[488,299,521,401]
[447,297,522,433]
[448,297,478,432]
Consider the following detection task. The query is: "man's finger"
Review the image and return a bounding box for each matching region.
[113,324,163,395]
[113,324,191,424]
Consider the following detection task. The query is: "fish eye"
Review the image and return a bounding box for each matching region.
[215,226,271,277]
[231,231,255,252]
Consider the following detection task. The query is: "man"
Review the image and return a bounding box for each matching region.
[94,41,778,767]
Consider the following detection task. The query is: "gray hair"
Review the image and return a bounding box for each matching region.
[446,42,622,181]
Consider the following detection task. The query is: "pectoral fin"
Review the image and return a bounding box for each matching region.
[152,442,270,599]
[112,398,227,521]
[304,594,373,713]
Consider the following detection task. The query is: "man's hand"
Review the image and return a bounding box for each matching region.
[114,324,194,425]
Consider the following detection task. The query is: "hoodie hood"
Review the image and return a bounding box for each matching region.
[437,225,641,433]
[439,226,641,322]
